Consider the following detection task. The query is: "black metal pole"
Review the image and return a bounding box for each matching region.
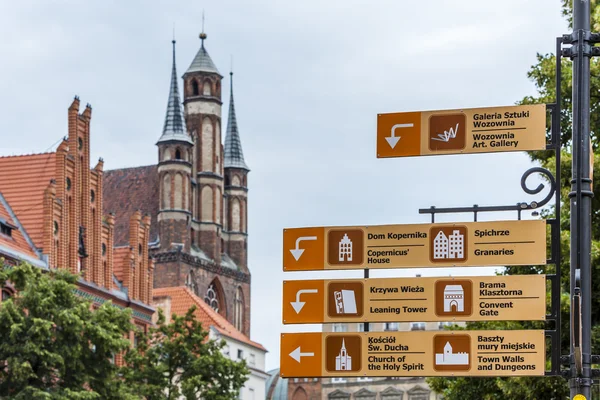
[570,0,593,397]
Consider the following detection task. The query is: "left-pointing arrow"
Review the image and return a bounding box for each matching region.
[289,346,315,363]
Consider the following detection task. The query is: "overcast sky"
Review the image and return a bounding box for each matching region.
[0,0,568,371]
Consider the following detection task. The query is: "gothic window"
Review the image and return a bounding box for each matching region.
[175,148,182,160]
[232,175,241,187]
[78,137,83,150]
[215,188,221,224]
[201,118,213,172]
[54,221,59,236]
[102,243,106,256]
[204,282,220,312]
[90,189,95,203]
[234,287,244,331]
[203,81,211,96]
[192,79,199,96]
[231,199,241,232]
[174,174,183,209]
[292,388,308,400]
[162,174,171,209]
[2,289,11,302]
[66,177,71,191]
[201,186,213,221]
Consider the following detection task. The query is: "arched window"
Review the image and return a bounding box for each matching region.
[1,289,11,302]
[162,174,171,209]
[231,199,241,232]
[231,175,241,186]
[192,80,199,96]
[203,81,211,96]
[292,387,308,400]
[175,148,181,160]
[201,186,213,221]
[174,174,183,209]
[234,287,244,331]
[201,118,214,172]
[204,282,220,312]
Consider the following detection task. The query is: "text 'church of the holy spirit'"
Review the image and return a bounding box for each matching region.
[103,31,252,337]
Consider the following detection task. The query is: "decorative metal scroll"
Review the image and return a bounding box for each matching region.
[419,167,556,222]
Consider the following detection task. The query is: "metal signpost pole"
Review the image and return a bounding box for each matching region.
[570,0,593,398]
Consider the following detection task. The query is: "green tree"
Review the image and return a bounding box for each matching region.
[122,307,249,400]
[0,261,136,399]
[429,1,600,399]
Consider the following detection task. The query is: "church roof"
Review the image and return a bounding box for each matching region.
[157,40,193,145]
[0,152,56,248]
[153,286,266,351]
[0,191,42,265]
[224,73,249,170]
[185,34,221,76]
[103,165,159,246]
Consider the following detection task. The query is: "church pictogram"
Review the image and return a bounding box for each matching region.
[335,339,352,371]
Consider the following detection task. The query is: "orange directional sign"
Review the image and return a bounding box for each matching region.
[282,275,546,324]
[283,220,546,271]
[376,104,546,158]
[280,330,545,378]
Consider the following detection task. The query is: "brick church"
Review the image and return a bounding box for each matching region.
[103,32,252,336]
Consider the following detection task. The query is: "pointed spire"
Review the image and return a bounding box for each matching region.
[158,40,192,145]
[224,71,249,170]
[185,22,220,76]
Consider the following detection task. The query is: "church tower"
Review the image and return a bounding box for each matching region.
[157,40,193,252]
[183,32,223,263]
[223,72,249,271]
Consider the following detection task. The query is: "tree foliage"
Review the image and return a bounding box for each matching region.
[428,2,600,399]
[122,307,249,400]
[0,261,136,399]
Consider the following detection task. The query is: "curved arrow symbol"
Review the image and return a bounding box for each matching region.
[290,236,317,261]
[291,289,318,314]
[386,123,414,149]
[289,346,314,363]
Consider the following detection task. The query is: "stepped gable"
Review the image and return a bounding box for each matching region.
[103,165,159,246]
[153,286,266,351]
[0,153,56,248]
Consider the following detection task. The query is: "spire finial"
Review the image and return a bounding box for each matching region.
[199,11,207,45]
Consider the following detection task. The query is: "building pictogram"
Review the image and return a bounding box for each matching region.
[335,339,352,371]
[443,284,464,312]
[430,226,467,263]
[338,234,353,262]
[435,279,472,317]
[435,341,469,366]
[328,230,364,266]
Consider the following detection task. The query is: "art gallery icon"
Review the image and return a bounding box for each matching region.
[430,226,468,263]
[433,334,471,371]
[325,335,361,372]
[428,113,466,152]
[435,279,472,317]
[328,230,364,266]
[328,281,363,317]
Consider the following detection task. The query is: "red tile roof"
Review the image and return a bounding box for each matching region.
[153,286,266,351]
[0,153,56,248]
[103,165,159,246]
[0,193,38,259]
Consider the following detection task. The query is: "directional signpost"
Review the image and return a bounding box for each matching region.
[282,275,546,324]
[376,104,546,158]
[283,220,546,271]
[281,330,546,378]
[281,99,561,382]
